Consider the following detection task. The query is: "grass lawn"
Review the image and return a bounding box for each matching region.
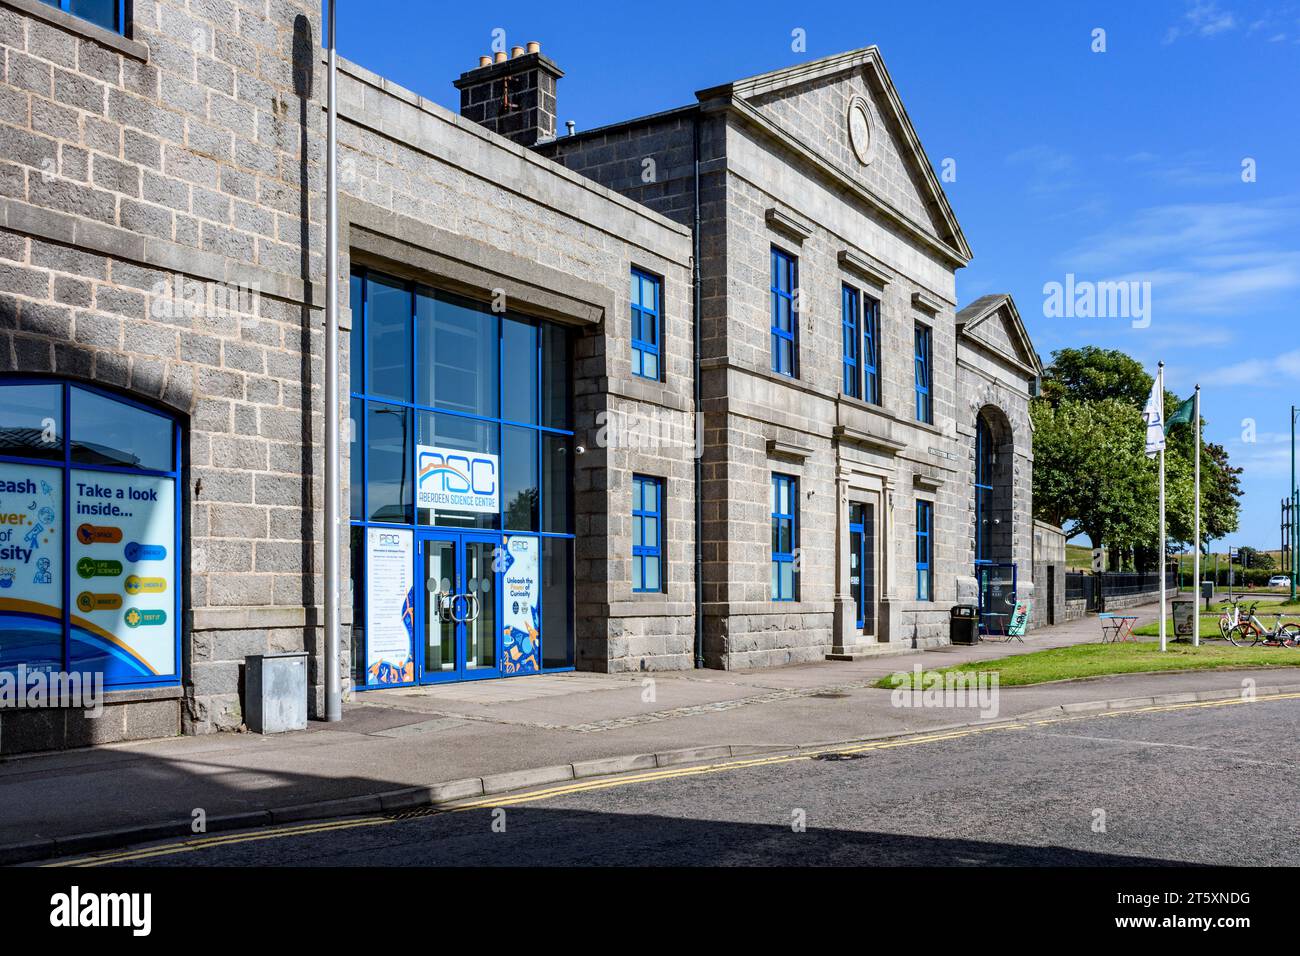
[873,641,1300,689]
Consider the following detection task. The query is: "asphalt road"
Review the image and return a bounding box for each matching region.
[53,695,1300,867]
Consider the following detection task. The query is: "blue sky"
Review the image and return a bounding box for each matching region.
[329,0,1300,551]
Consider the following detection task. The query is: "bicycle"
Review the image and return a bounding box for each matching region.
[1210,600,1243,642]
[1225,602,1300,647]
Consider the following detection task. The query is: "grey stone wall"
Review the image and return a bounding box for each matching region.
[0,0,326,741]
[1032,520,1066,628]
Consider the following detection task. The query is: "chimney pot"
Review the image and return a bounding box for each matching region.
[566,120,576,136]
[455,44,564,148]
[526,41,540,54]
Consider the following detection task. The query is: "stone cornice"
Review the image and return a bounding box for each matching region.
[765,207,814,244]
[837,249,893,288]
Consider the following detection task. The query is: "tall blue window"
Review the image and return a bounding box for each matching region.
[862,294,880,405]
[916,500,934,601]
[770,248,798,377]
[914,323,933,424]
[630,269,661,381]
[843,285,881,405]
[632,475,664,593]
[771,473,799,601]
[975,415,994,565]
[40,1,125,34]
[841,285,860,398]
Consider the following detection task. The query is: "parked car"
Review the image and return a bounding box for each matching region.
[1267,575,1291,588]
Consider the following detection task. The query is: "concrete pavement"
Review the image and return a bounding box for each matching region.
[4,602,1299,862]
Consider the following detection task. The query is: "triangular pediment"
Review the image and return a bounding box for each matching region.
[957,294,1043,376]
[698,47,970,263]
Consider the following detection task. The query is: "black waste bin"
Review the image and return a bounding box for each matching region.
[950,605,979,645]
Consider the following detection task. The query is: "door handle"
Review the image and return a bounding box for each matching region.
[463,592,481,623]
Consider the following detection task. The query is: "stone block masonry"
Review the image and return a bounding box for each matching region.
[0,0,327,748]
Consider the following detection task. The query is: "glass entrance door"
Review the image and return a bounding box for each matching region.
[977,563,1018,637]
[419,532,501,681]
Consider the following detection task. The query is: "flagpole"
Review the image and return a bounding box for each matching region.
[1192,384,1201,647]
[1159,362,1167,653]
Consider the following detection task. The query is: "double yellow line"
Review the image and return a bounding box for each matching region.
[46,691,1300,867]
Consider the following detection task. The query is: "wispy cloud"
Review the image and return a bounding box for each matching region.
[1124,150,1244,189]
[1058,197,1300,317]
[1163,1,1240,43]
[1205,348,1300,386]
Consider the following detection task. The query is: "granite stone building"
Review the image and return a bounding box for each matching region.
[538,48,1042,664]
[0,0,1039,753]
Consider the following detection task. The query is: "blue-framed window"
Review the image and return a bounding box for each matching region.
[0,378,183,689]
[916,499,934,601]
[975,414,994,565]
[349,267,578,678]
[40,0,127,34]
[771,473,798,601]
[770,247,798,378]
[841,285,860,398]
[863,294,880,405]
[632,475,664,593]
[914,323,933,424]
[630,268,662,381]
[842,285,881,405]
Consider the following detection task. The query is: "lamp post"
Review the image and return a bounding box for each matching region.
[1292,406,1298,604]
[324,0,341,722]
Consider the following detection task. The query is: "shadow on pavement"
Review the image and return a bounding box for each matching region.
[102,804,1195,868]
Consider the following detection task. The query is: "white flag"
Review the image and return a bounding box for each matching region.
[1142,372,1165,459]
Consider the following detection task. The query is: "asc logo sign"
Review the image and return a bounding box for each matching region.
[416,445,499,514]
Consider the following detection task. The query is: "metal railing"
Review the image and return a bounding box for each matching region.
[1066,571,1175,613]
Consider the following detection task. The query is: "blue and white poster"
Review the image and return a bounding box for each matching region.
[366,528,414,685]
[415,445,499,515]
[501,535,540,674]
[0,462,62,674]
[69,470,177,681]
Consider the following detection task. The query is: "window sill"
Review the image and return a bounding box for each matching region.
[1,0,149,62]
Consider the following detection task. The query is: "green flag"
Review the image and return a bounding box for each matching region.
[1168,396,1195,426]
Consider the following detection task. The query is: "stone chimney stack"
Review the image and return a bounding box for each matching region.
[454,42,563,147]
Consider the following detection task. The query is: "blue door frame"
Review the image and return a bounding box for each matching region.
[415,529,503,684]
[849,510,865,630]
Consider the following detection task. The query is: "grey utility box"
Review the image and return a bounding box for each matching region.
[245,653,308,734]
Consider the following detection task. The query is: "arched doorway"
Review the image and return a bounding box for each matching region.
[975,406,1015,630]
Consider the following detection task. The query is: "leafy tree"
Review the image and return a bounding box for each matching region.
[1033,347,1241,561]
[1038,346,1152,408]
[1236,546,1274,570]
[1031,396,1157,552]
